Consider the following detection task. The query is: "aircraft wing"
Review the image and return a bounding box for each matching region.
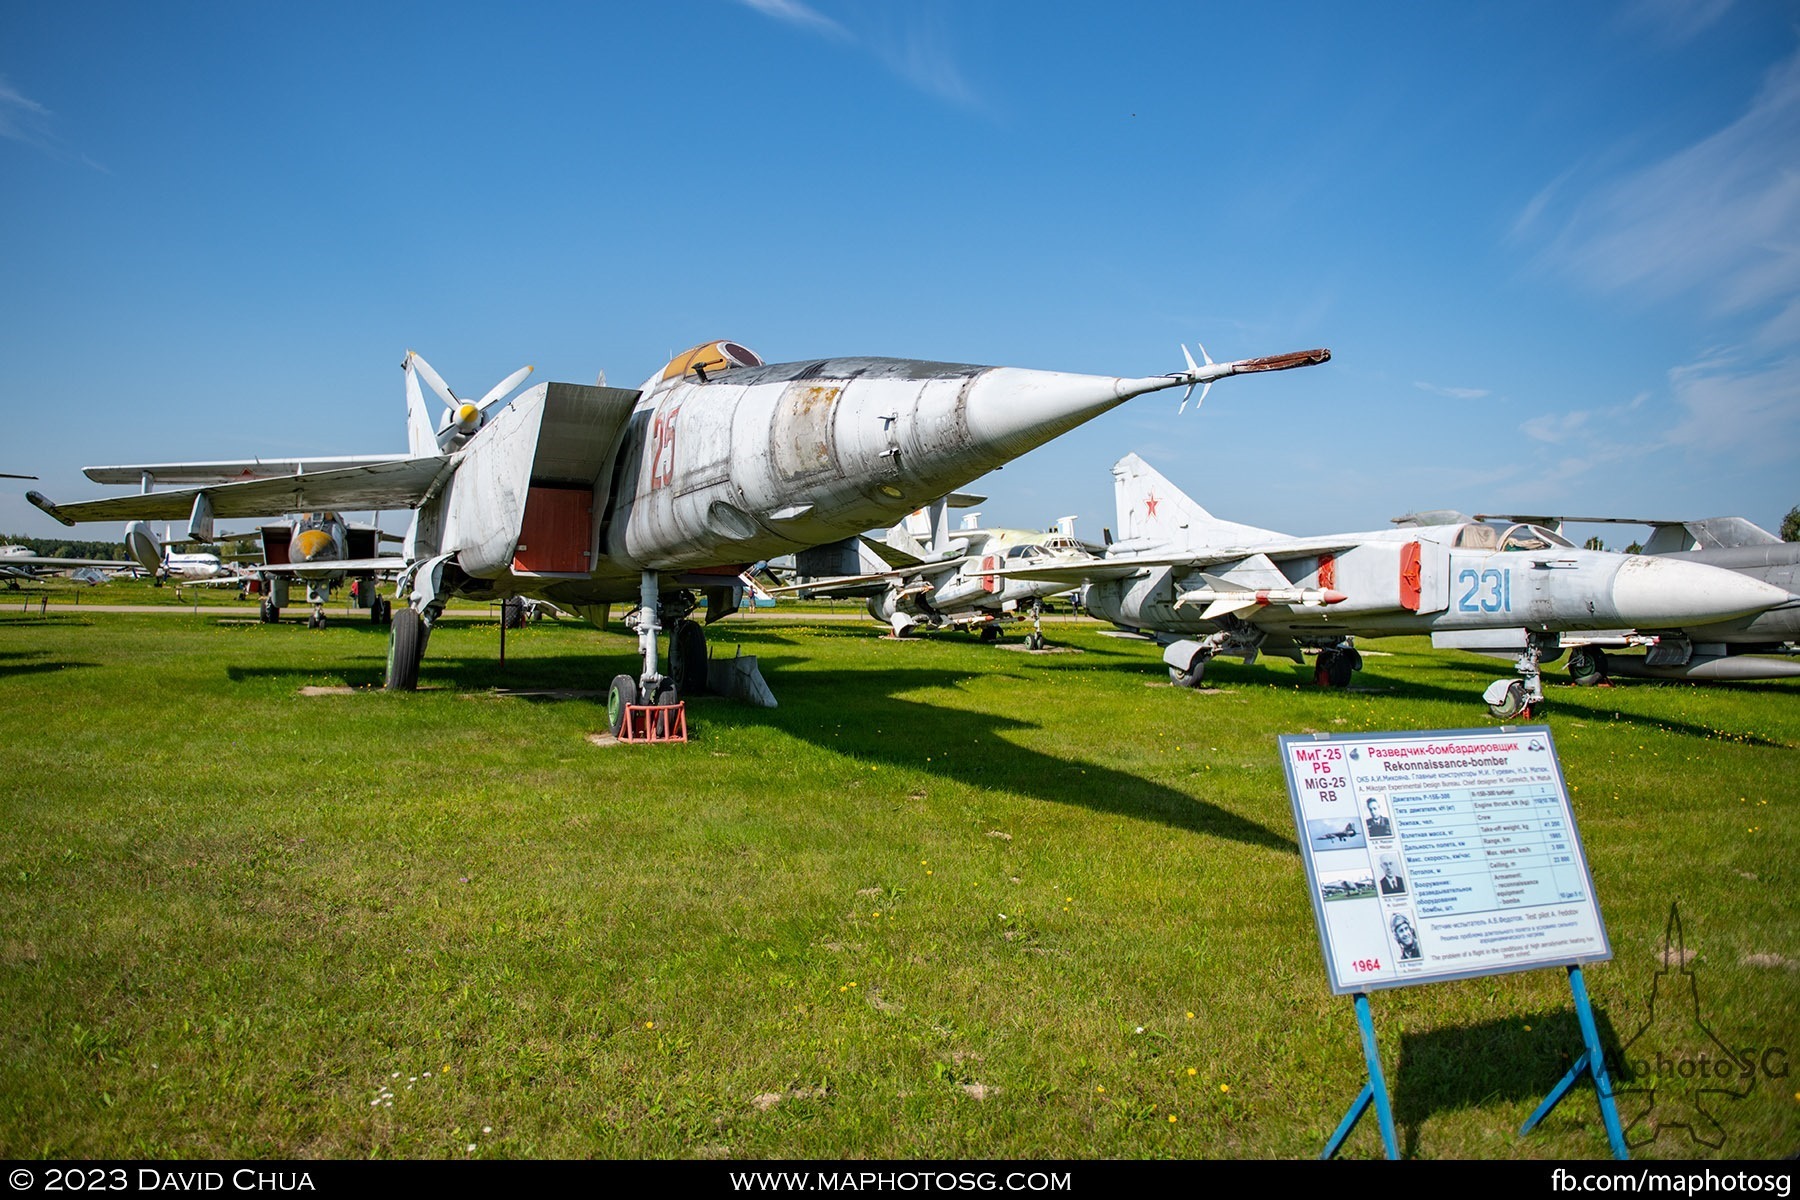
[83,455,414,486]
[252,557,408,576]
[29,456,451,526]
[993,542,1363,585]
[0,555,137,569]
[763,555,974,596]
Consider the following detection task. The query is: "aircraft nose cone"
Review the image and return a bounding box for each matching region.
[959,368,1146,466]
[1609,557,1791,627]
[294,530,337,563]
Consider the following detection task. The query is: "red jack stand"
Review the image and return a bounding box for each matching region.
[619,702,688,743]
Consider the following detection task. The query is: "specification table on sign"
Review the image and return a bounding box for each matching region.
[1279,726,1610,994]
[1398,783,1590,917]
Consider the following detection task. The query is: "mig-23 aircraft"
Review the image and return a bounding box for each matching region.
[991,454,1790,718]
[770,501,1100,647]
[30,341,1330,731]
[1457,514,1800,684]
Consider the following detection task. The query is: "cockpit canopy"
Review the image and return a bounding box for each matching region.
[1452,522,1575,552]
[295,512,341,534]
[660,341,765,383]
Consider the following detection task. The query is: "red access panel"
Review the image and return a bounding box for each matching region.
[513,486,593,574]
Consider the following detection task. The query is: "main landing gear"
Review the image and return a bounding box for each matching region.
[1314,645,1362,688]
[607,572,709,736]
[1023,599,1048,651]
[1567,646,1609,687]
[1484,632,1562,720]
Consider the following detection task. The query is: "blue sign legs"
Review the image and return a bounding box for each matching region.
[1520,965,1629,1159]
[1322,992,1399,1159]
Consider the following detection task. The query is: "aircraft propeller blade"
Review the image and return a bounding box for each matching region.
[408,352,459,409]
[476,364,534,413]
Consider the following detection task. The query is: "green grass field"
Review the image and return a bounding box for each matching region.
[1,608,1794,1160]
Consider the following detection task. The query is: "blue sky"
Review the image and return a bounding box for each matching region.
[3,1,1796,545]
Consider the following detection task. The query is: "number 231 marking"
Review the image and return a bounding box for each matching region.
[1457,568,1510,612]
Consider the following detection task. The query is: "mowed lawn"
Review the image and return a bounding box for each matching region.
[0,608,1794,1160]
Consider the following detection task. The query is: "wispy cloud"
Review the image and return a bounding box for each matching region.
[1615,0,1736,47]
[1520,45,1800,341]
[1519,392,1648,445]
[0,77,52,144]
[1414,380,1491,401]
[735,0,984,111]
[1665,349,1800,464]
[0,75,106,171]
[738,0,849,41]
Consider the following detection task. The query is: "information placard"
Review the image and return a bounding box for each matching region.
[1279,726,1609,994]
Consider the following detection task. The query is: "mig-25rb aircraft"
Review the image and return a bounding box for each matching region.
[993,454,1789,718]
[31,341,1329,731]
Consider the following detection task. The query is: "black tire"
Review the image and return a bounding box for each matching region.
[501,596,526,629]
[314,612,328,631]
[369,597,385,624]
[978,624,999,643]
[671,619,708,696]
[1027,633,1045,651]
[261,599,279,624]
[1169,659,1206,688]
[651,677,679,708]
[1326,652,1355,688]
[607,674,639,736]
[1569,647,1606,687]
[386,607,424,691]
[1487,680,1529,721]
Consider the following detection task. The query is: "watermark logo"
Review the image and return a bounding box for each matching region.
[1608,903,1788,1150]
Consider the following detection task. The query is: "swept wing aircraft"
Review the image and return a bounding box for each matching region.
[1459,514,1800,683]
[0,544,136,586]
[773,502,1099,647]
[994,454,1789,717]
[31,341,1330,731]
[117,514,405,628]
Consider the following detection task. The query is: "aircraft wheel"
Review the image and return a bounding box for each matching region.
[386,607,424,691]
[1568,647,1607,687]
[671,619,708,696]
[501,596,527,629]
[606,674,638,735]
[1169,659,1206,688]
[1316,649,1355,688]
[978,624,999,643]
[314,612,328,631]
[1026,632,1045,651]
[1486,679,1529,720]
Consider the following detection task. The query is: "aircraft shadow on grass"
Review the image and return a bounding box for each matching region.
[0,648,97,677]
[225,644,1293,851]
[730,657,1294,851]
[1081,651,1795,750]
[1386,1008,1625,1159]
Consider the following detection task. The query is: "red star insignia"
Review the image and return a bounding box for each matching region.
[1145,492,1160,517]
